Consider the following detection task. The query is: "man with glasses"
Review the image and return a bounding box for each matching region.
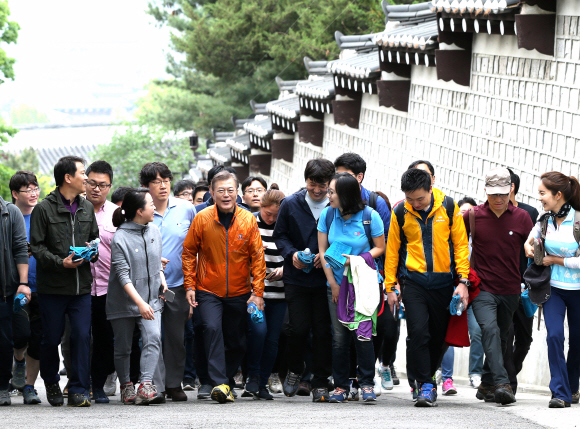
[83,161,117,403]
[173,180,196,205]
[463,167,533,405]
[241,176,267,212]
[182,170,266,403]
[140,162,196,401]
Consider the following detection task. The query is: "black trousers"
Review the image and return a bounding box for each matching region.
[91,294,115,390]
[503,299,533,393]
[196,291,249,387]
[402,281,453,386]
[284,284,331,389]
[192,306,211,385]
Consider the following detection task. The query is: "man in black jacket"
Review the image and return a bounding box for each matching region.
[30,156,99,407]
[273,158,335,402]
[0,195,29,405]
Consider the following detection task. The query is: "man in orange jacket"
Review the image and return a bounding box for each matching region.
[182,170,266,404]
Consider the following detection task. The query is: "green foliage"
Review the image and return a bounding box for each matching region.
[0,1,19,144]
[0,163,14,200]
[9,104,49,125]
[91,124,195,188]
[0,146,40,172]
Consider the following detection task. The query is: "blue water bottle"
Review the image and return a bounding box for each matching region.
[298,248,314,273]
[13,293,28,313]
[247,302,264,323]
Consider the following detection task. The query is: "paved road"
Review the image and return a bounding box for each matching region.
[3,377,577,428]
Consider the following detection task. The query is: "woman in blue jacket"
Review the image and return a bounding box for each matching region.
[525,172,580,408]
[318,173,385,403]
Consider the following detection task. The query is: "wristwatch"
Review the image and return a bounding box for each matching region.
[19,282,29,286]
[458,278,471,288]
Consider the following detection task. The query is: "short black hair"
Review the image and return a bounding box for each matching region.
[194,184,209,196]
[241,176,267,193]
[174,179,196,196]
[207,165,238,185]
[334,153,366,180]
[139,162,173,187]
[54,155,86,187]
[458,196,477,207]
[401,168,432,193]
[333,173,365,216]
[304,158,335,184]
[507,168,520,196]
[111,186,133,205]
[408,160,435,177]
[9,170,39,203]
[86,160,113,184]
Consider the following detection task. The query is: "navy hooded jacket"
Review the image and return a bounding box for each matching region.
[273,189,327,288]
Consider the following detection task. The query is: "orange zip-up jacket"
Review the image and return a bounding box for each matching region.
[182,204,266,297]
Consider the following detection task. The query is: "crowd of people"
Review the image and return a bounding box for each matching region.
[0,152,578,409]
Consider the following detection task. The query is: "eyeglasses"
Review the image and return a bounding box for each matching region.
[244,188,265,195]
[177,191,193,198]
[216,188,237,196]
[17,188,41,195]
[150,179,171,187]
[489,193,509,198]
[86,180,111,191]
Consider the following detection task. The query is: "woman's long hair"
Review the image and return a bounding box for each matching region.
[541,172,580,211]
[333,173,365,216]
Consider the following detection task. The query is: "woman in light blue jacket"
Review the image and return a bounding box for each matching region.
[525,172,580,408]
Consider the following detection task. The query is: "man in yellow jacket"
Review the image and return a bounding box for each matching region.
[182,170,266,404]
[384,168,470,408]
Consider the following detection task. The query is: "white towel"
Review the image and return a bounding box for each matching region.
[350,255,380,317]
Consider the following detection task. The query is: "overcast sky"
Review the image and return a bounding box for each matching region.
[2,0,170,110]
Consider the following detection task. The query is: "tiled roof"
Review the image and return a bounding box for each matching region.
[212,130,235,143]
[266,96,300,120]
[276,77,306,94]
[334,31,379,53]
[303,57,330,75]
[38,144,97,175]
[249,100,268,115]
[374,20,439,51]
[432,0,519,15]
[383,1,437,25]
[296,77,335,100]
[328,52,380,79]
[243,116,273,138]
[207,143,231,164]
[226,133,251,153]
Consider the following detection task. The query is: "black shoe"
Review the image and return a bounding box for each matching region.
[245,376,259,395]
[391,367,400,386]
[67,392,91,407]
[45,382,64,407]
[283,372,301,397]
[476,382,495,402]
[257,387,273,400]
[312,387,329,402]
[494,384,516,405]
[296,381,311,396]
[549,397,571,408]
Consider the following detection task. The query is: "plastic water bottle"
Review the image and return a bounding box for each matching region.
[88,238,100,249]
[13,293,28,313]
[398,302,406,320]
[455,301,466,316]
[300,248,314,273]
[247,303,264,323]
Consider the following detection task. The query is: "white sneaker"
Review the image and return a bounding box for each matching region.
[469,374,481,389]
[378,366,394,391]
[435,369,442,386]
[104,372,117,396]
[268,373,283,394]
[373,376,382,397]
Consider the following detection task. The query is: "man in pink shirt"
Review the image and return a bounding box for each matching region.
[85,161,117,403]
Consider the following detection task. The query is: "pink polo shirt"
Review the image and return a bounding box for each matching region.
[91,200,118,296]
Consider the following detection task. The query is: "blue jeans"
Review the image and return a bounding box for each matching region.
[327,288,375,389]
[247,299,287,388]
[183,317,196,381]
[543,287,580,403]
[441,347,454,380]
[467,307,484,375]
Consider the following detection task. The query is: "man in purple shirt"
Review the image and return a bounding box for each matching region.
[463,167,533,406]
[84,161,117,403]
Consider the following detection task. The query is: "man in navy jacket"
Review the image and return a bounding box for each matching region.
[273,158,335,402]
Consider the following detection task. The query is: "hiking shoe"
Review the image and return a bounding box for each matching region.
[136,382,160,405]
[182,378,195,391]
[120,382,136,405]
[197,384,212,399]
[476,382,496,402]
[362,386,377,403]
[572,391,579,404]
[67,392,91,407]
[268,373,282,394]
[296,381,311,396]
[549,397,571,408]
[104,372,117,396]
[93,387,109,404]
[378,366,394,391]
[245,375,259,395]
[416,383,437,407]
[166,386,187,401]
[0,389,11,406]
[11,359,26,391]
[211,384,234,404]
[23,385,41,404]
[312,387,329,402]
[494,384,516,405]
[329,387,348,403]
[442,378,457,395]
[391,366,400,386]
[470,374,481,389]
[283,372,301,397]
[257,387,273,400]
[45,382,64,407]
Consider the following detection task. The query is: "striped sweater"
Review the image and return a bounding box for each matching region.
[255,213,285,299]
[528,208,580,290]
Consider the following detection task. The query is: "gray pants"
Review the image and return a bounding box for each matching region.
[471,290,519,386]
[110,311,165,391]
[162,286,190,389]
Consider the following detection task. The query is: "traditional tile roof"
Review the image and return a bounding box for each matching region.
[266,96,300,120]
[38,144,97,175]
[328,52,381,80]
[383,1,437,25]
[432,0,519,15]
[374,20,439,52]
[296,77,335,100]
[334,31,379,53]
[303,57,330,75]
[207,143,231,164]
[243,116,273,139]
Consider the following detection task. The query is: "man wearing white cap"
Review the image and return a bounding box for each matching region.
[462,167,533,406]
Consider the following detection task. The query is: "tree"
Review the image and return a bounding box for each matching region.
[0,146,40,172]
[0,1,19,143]
[91,124,195,189]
